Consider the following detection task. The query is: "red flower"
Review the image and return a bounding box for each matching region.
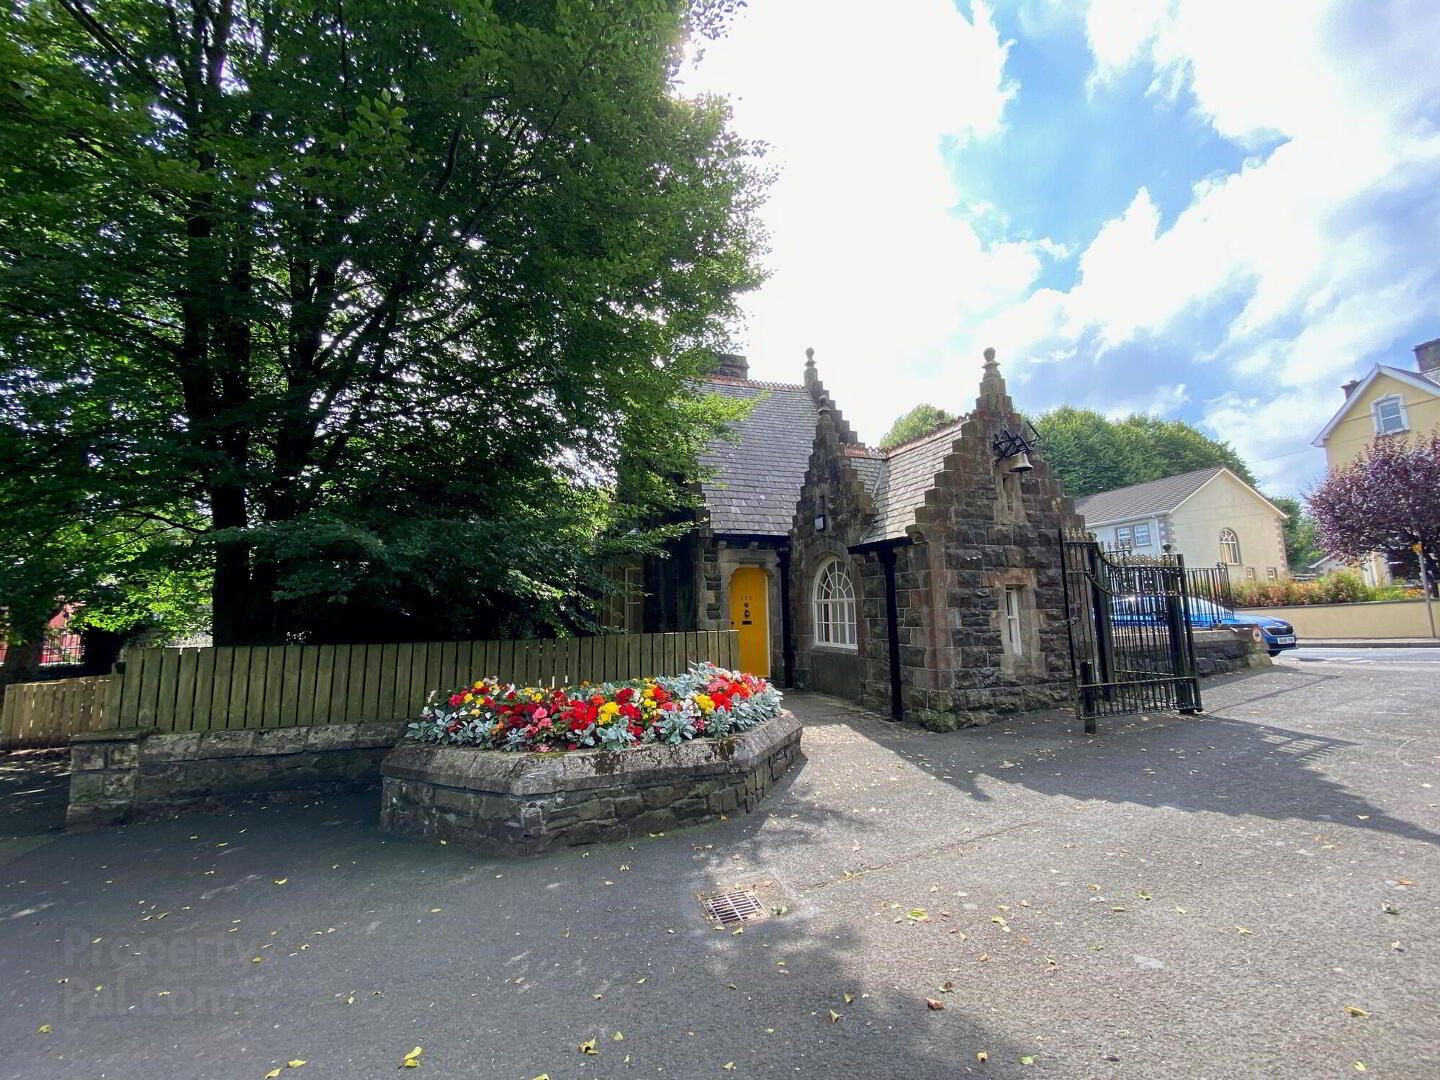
[448,694,466,707]
[619,703,641,721]
[616,687,635,704]
[651,686,670,704]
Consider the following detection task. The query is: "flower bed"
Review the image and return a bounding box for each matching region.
[406,663,783,753]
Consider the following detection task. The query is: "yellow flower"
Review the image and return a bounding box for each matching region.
[472,681,484,690]
[694,693,714,713]
[463,692,474,702]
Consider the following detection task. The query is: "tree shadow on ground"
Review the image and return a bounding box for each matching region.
[787,673,1440,849]
[0,748,69,841]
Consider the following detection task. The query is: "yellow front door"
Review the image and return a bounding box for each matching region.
[728,567,770,677]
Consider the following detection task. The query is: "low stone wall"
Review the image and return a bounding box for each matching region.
[67,720,408,830]
[380,710,802,856]
[1191,628,1273,676]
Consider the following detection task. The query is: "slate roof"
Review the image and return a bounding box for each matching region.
[1072,467,1225,524]
[698,377,820,535]
[856,422,967,544]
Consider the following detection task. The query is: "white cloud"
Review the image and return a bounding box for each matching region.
[1005,0,1440,493]
[680,0,1048,437]
[683,1,1440,497]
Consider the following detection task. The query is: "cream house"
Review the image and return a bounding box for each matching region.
[1074,467,1289,583]
[1310,337,1440,583]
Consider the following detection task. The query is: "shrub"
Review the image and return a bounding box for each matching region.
[405,663,783,753]
[1229,571,1421,608]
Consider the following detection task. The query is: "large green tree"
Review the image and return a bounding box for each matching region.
[877,403,957,449]
[0,0,765,645]
[1029,407,1256,500]
[1269,495,1322,574]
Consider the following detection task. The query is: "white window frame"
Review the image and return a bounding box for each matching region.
[1115,525,1132,549]
[1266,567,1278,581]
[812,557,857,651]
[1219,528,1242,565]
[1372,394,1408,436]
[1003,586,1025,656]
[1132,523,1152,548]
[1245,566,1257,581]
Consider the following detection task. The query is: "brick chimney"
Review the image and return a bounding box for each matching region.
[1341,378,1361,399]
[711,352,749,379]
[1415,337,1440,379]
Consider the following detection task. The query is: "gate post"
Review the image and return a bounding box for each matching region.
[1166,555,1202,714]
[1086,543,1116,704]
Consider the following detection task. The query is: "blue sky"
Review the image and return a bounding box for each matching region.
[681,0,1440,495]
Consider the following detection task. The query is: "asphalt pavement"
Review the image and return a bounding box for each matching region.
[2,663,1436,1080]
[1289,646,1440,665]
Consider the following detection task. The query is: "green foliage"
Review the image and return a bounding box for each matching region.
[0,0,767,644]
[1267,495,1323,574]
[1029,407,1256,499]
[1228,570,1420,608]
[878,404,957,449]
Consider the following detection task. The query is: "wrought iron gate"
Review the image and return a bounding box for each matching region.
[1060,531,1202,732]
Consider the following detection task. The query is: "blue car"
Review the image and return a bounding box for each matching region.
[1111,596,1299,656]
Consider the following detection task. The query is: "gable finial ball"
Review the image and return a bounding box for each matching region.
[805,346,815,363]
[983,347,996,362]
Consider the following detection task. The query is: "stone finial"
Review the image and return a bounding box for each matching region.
[803,345,818,387]
[977,345,1010,407]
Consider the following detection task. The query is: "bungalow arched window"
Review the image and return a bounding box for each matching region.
[1219,528,1242,565]
[812,557,857,650]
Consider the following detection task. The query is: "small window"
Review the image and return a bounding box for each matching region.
[1003,586,1024,656]
[1219,528,1242,565]
[1132,523,1152,547]
[1115,526,1132,549]
[813,558,857,650]
[1266,567,1278,581]
[1245,567,1257,581]
[1373,395,1408,436]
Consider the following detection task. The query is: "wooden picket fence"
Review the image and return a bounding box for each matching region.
[1,675,121,749]
[113,630,738,734]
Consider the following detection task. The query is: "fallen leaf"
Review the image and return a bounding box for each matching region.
[287,1061,307,1068]
[976,1051,988,1063]
[1353,1064,1367,1072]
[1344,1006,1370,1018]
[722,1065,736,1072]
[273,878,288,885]
[938,981,955,993]
[592,993,603,999]
[1234,926,1252,934]
[401,1046,423,1068]
[908,908,929,921]
[925,998,946,1010]
[36,1025,53,1034]
[827,1010,841,1024]
[578,1038,598,1056]
[612,1032,624,1042]
[725,983,738,990]
[1019,1056,1036,1065]
[843,992,855,1004]
[265,1071,282,1079]
[1137,890,1152,901]
[533,1075,550,1080]
[251,956,265,963]
[429,908,442,913]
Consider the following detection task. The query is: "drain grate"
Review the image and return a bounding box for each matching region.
[699,889,767,927]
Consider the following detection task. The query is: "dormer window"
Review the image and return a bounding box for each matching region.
[1373,394,1408,436]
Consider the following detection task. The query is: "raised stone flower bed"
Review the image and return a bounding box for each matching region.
[379,709,801,855]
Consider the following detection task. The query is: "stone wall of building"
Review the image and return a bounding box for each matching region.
[66,721,407,829]
[380,711,802,856]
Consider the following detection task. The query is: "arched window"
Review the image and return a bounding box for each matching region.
[1219,528,1242,565]
[812,558,857,649]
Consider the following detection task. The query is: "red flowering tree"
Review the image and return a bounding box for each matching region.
[1308,434,1440,593]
